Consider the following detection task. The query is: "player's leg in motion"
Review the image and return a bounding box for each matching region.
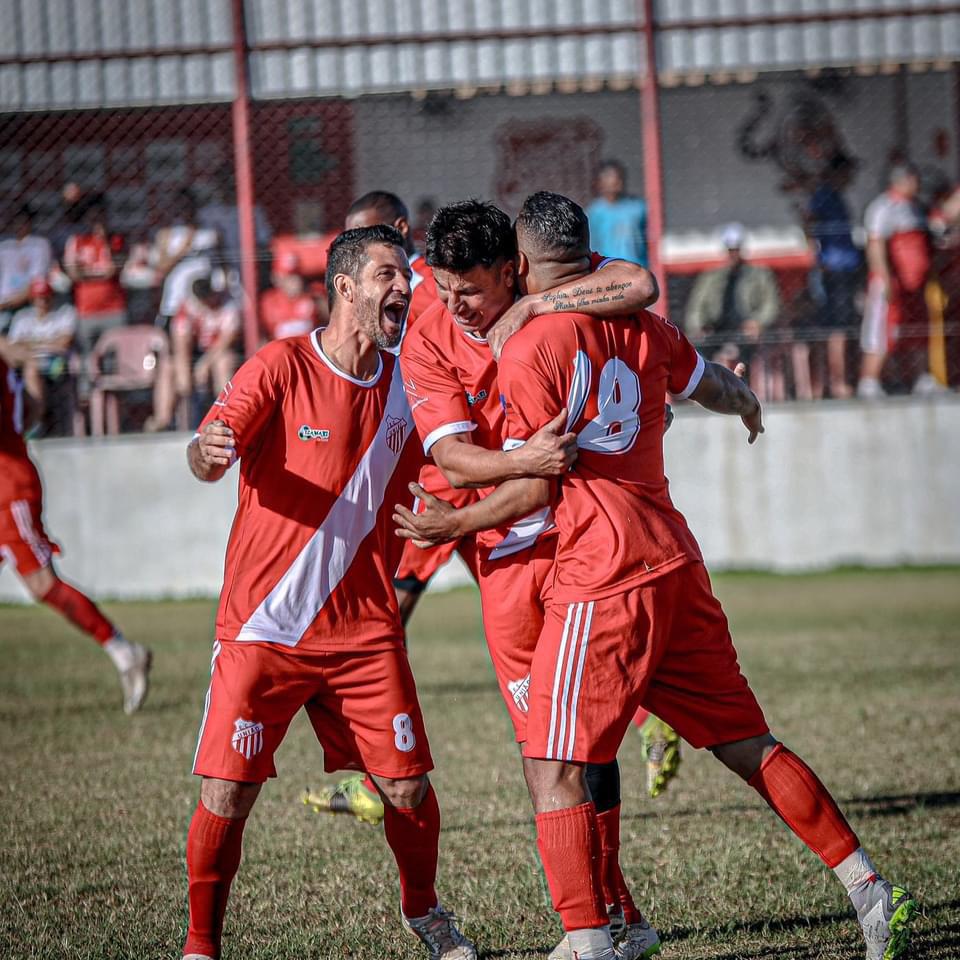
[183,777,259,960]
[371,773,476,959]
[549,760,661,960]
[20,563,151,714]
[713,734,916,959]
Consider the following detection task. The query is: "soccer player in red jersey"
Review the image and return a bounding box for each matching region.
[402,192,916,960]
[0,346,150,713]
[182,226,475,960]
[398,201,663,959]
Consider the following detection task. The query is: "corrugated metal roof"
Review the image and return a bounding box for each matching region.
[0,0,957,110]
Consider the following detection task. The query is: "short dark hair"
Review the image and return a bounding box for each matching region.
[516,191,590,259]
[347,190,409,225]
[325,224,405,307]
[597,158,625,178]
[426,200,516,271]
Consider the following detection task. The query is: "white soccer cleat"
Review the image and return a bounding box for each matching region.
[119,642,152,714]
[402,903,477,959]
[550,917,661,960]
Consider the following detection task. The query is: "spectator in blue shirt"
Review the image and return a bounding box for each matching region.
[586,159,648,266]
[806,153,862,398]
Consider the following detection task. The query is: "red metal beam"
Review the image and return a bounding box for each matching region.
[231,0,260,360]
[2,5,959,67]
[638,0,667,318]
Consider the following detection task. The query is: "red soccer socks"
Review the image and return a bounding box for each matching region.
[748,743,859,868]
[184,801,248,958]
[383,783,440,920]
[595,804,642,925]
[536,802,608,932]
[41,578,115,643]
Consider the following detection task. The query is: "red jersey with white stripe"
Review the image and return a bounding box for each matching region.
[398,253,616,561]
[0,357,41,503]
[199,330,423,650]
[865,190,931,293]
[498,309,704,602]
[400,298,553,559]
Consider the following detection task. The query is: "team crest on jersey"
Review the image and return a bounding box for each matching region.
[465,388,488,407]
[508,675,530,713]
[231,718,265,759]
[298,424,330,442]
[386,415,407,454]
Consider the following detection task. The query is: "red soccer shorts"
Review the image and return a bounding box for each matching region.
[192,640,434,782]
[0,497,59,576]
[478,535,557,742]
[523,561,769,764]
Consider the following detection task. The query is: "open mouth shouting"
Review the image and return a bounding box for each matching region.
[380,293,410,342]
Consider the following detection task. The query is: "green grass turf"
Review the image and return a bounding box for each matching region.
[1,569,958,959]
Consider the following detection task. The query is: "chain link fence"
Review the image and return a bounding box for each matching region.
[1,2,959,437]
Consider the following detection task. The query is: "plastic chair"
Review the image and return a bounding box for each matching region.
[87,326,170,435]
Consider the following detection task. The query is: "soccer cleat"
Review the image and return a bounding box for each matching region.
[638,715,681,799]
[549,910,660,960]
[851,878,917,960]
[402,903,477,959]
[119,642,152,715]
[182,955,215,959]
[302,773,384,825]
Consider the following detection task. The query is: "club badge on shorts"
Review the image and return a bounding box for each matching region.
[386,415,407,454]
[508,675,530,713]
[231,718,265,759]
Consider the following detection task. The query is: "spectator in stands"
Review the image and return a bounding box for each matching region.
[49,182,88,263]
[805,153,862,398]
[586,159,648,266]
[2,278,76,435]
[63,196,128,354]
[684,223,780,367]
[413,197,436,249]
[198,174,271,276]
[171,272,240,420]
[259,252,319,340]
[153,189,219,327]
[859,162,936,397]
[0,204,52,324]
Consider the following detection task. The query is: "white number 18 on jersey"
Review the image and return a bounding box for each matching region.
[568,351,642,455]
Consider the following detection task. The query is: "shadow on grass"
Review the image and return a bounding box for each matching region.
[447,789,960,837]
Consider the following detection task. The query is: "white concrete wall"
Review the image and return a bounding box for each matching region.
[1,397,958,602]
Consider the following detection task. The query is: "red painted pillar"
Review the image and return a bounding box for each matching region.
[638,0,668,317]
[231,0,259,358]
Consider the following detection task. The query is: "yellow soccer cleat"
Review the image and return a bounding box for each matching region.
[302,773,385,825]
[639,715,682,799]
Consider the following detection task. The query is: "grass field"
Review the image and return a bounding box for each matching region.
[1,569,959,960]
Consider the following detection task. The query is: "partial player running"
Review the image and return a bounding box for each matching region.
[0,348,149,714]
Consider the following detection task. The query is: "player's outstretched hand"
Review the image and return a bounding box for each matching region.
[487,295,539,360]
[734,362,764,444]
[198,419,235,466]
[393,483,460,547]
[517,409,579,476]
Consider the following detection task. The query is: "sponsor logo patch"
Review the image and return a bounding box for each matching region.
[465,388,488,407]
[298,424,330,442]
[231,718,265,759]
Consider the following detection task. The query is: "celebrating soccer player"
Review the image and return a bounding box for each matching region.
[182,225,475,960]
[396,200,664,960]
[398,192,916,960]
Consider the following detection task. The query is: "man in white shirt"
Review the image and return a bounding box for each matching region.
[0,206,52,318]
